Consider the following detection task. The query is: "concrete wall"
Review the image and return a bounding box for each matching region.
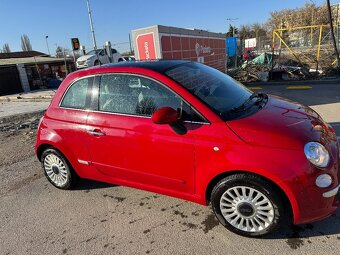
[16,64,30,92]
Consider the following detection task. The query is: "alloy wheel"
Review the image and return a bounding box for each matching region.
[219,186,275,233]
[43,154,69,187]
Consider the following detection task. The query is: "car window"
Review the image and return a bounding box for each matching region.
[60,78,91,109]
[165,62,252,120]
[98,74,205,122]
[111,49,117,54]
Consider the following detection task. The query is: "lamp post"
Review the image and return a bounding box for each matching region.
[45,36,51,56]
[86,0,98,50]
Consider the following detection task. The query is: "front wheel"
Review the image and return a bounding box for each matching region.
[211,174,284,237]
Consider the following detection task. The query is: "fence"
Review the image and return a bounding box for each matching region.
[271,24,340,72]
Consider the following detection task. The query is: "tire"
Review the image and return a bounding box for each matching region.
[211,173,284,237]
[41,148,78,189]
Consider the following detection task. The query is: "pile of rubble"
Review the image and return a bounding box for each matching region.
[0,112,43,134]
[228,51,339,82]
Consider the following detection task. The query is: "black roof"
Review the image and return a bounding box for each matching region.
[102,60,190,73]
[0,51,48,59]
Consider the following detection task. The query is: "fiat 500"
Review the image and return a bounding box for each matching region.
[35,60,340,237]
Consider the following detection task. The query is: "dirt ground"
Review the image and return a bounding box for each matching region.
[0,112,44,197]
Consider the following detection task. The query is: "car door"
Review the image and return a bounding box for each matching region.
[86,73,200,194]
[49,76,94,171]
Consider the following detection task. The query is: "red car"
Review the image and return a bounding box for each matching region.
[35,60,340,237]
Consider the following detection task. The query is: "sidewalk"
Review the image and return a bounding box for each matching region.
[0,89,56,102]
[0,101,50,119]
[0,89,55,119]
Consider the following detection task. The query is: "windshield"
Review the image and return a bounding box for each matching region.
[86,49,101,56]
[165,62,253,120]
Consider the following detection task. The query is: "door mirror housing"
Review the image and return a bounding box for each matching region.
[152,107,179,124]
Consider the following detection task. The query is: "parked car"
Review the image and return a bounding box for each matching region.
[35,60,340,237]
[122,56,136,61]
[76,48,123,69]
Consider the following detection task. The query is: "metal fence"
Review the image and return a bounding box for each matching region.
[271,24,339,71]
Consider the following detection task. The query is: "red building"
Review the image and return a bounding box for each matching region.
[131,25,226,72]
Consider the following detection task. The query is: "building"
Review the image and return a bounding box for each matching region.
[131,25,226,72]
[0,51,74,96]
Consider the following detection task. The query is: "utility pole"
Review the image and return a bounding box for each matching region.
[129,33,133,55]
[226,18,238,37]
[327,0,340,70]
[86,0,97,50]
[45,36,51,56]
[226,18,238,69]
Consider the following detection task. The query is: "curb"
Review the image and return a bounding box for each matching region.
[0,110,45,122]
[243,79,340,87]
[0,98,52,102]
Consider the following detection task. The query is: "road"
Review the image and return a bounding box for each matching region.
[0,83,340,255]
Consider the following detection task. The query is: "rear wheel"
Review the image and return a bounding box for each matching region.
[41,148,77,189]
[211,173,284,237]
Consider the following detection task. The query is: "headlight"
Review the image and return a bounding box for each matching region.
[304,142,330,168]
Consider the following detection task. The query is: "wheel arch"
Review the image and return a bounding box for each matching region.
[36,143,54,161]
[205,170,296,223]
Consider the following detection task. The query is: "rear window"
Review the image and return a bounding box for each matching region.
[60,77,92,109]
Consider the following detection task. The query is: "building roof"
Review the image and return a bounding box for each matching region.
[0,56,73,66]
[0,51,48,59]
[132,25,226,38]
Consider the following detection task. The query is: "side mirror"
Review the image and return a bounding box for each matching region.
[151,107,179,124]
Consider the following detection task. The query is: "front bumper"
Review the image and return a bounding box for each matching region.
[323,184,340,198]
[76,63,88,69]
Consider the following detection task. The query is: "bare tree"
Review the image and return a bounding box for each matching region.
[2,43,11,53]
[327,0,340,70]
[21,34,32,51]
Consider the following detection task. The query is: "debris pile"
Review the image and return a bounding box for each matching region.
[0,112,43,134]
[228,50,339,82]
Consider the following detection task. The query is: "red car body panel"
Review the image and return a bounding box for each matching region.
[36,64,340,226]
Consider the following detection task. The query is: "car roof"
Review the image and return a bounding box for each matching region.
[100,60,190,73]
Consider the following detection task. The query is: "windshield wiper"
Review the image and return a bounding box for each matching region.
[228,92,265,113]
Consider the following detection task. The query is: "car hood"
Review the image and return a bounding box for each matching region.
[227,95,336,150]
[77,55,94,62]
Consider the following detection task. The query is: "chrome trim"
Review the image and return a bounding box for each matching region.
[323,184,340,198]
[89,109,152,119]
[58,107,91,112]
[78,159,90,165]
[87,130,106,136]
[90,109,209,124]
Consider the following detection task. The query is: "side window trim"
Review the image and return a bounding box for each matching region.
[59,75,95,110]
[92,73,210,124]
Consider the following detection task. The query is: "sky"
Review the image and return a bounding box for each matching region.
[0,0,334,54]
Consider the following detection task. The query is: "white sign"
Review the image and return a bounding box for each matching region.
[245,38,257,49]
[197,56,204,63]
[195,43,212,56]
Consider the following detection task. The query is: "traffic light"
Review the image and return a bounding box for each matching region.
[71,38,80,51]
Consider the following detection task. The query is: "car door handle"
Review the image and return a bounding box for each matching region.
[87,129,106,136]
